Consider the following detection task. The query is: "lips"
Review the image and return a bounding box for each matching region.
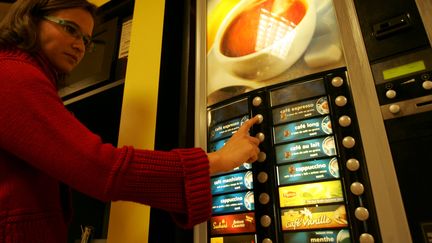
[64,53,78,64]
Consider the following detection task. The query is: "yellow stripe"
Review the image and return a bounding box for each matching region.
[107,0,165,242]
[88,0,110,7]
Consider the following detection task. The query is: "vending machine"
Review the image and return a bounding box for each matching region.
[193,0,432,243]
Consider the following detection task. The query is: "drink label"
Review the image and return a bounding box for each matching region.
[283,229,351,243]
[279,180,344,207]
[278,157,340,185]
[275,136,336,164]
[281,204,348,231]
[211,171,254,195]
[212,191,255,214]
[272,97,329,125]
[210,212,256,235]
[274,115,332,144]
[209,115,249,142]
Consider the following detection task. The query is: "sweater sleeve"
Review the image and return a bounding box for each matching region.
[0,57,211,227]
[110,147,212,228]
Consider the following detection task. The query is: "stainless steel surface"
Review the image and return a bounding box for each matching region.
[381,94,432,120]
[62,79,125,105]
[415,0,432,45]
[333,0,412,242]
[193,0,208,242]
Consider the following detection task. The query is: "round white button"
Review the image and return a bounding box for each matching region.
[385,89,396,99]
[335,96,348,107]
[253,96,263,106]
[359,233,375,243]
[389,104,400,114]
[422,80,432,90]
[331,77,344,87]
[258,152,266,162]
[350,182,365,196]
[260,215,272,227]
[339,115,352,127]
[257,172,268,183]
[343,136,356,148]
[259,193,270,205]
[355,207,369,221]
[256,132,265,142]
[346,158,360,171]
[262,238,273,243]
[257,114,264,124]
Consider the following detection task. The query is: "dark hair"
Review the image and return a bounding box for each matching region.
[0,0,97,53]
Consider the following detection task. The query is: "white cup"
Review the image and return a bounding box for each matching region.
[213,0,316,81]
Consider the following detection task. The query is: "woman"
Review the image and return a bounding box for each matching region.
[0,0,261,242]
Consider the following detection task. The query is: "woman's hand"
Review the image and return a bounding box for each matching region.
[207,115,261,175]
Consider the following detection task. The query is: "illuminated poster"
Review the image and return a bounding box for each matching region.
[281,204,348,230]
[279,180,344,207]
[210,212,256,235]
[206,0,345,105]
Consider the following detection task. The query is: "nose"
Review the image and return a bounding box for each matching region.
[71,37,86,54]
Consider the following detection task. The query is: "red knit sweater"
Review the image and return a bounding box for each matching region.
[0,48,211,243]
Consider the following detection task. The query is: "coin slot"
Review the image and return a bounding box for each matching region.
[400,78,416,85]
[416,100,432,107]
[373,13,411,39]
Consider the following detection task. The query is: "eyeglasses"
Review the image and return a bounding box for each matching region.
[43,15,94,52]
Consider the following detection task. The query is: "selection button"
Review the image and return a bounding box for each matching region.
[331,76,344,87]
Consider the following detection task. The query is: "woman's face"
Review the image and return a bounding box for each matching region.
[38,8,94,74]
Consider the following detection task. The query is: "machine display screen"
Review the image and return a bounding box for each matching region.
[382,60,426,80]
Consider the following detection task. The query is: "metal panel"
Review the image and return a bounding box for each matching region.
[333,0,412,242]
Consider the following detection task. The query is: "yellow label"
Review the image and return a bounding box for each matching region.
[210,237,224,243]
[281,204,348,230]
[279,180,344,207]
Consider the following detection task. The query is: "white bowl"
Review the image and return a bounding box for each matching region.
[213,0,316,81]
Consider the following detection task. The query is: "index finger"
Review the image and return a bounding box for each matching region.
[238,115,260,133]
